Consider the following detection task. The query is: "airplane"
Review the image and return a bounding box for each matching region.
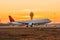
[8,12,51,27]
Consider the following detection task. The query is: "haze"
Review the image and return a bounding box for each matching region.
[0,0,60,23]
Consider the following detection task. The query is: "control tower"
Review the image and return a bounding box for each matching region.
[30,12,34,20]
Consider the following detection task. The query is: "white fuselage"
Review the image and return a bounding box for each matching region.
[9,19,51,27]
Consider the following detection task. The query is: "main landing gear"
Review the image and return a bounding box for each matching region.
[26,23,33,27]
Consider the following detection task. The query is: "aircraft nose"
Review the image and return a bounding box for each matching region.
[46,19,51,23]
[48,19,51,23]
[49,20,51,22]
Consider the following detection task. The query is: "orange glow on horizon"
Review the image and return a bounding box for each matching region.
[0,0,60,23]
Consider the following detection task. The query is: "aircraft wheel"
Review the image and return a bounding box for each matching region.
[26,25,28,27]
[30,25,33,27]
[30,23,33,27]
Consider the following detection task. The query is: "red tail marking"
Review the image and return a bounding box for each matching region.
[9,16,15,22]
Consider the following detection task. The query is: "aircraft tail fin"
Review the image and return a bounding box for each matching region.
[9,16,15,22]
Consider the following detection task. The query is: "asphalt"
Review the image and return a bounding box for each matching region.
[0,26,60,40]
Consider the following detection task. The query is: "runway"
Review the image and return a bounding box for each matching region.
[0,26,60,40]
[0,24,60,28]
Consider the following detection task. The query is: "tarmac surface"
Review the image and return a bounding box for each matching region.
[0,26,60,40]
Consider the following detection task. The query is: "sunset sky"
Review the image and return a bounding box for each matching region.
[0,0,60,23]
